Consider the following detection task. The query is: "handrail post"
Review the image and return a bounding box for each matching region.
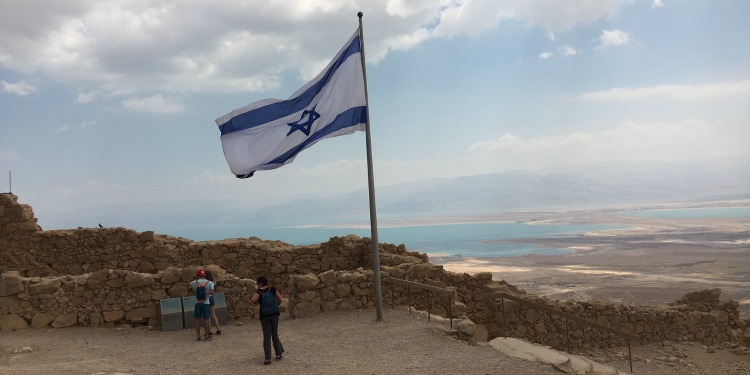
[407,286,411,315]
[449,294,453,330]
[390,280,394,309]
[565,318,570,354]
[628,339,633,373]
[427,291,431,322]
[500,297,507,338]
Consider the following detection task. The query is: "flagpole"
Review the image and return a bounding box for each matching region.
[358,12,384,322]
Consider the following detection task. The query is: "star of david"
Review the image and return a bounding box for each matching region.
[287,106,320,136]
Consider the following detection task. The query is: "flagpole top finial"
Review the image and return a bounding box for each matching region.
[358,11,363,18]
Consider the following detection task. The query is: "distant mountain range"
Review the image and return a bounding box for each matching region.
[38,158,750,233]
[251,158,750,224]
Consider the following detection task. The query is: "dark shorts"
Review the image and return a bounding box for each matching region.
[194,303,210,319]
[209,295,215,307]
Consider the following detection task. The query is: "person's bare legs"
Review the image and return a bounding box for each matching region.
[195,318,202,340]
[210,306,221,334]
[203,318,211,340]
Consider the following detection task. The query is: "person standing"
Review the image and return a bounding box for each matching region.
[205,270,222,336]
[190,269,214,341]
[250,276,284,365]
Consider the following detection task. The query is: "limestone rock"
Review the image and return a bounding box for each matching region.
[103,310,125,322]
[31,313,55,328]
[0,271,24,296]
[125,273,154,288]
[28,279,61,296]
[160,267,182,284]
[457,319,476,339]
[0,314,29,331]
[292,274,320,292]
[51,313,78,328]
[125,305,158,322]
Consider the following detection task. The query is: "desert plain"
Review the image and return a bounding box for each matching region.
[427,202,750,318]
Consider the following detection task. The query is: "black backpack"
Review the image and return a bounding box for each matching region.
[196,280,208,302]
[260,289,279,315]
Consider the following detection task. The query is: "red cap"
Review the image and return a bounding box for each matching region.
[196,269,206,278]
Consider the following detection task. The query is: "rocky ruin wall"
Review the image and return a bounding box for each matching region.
[0,193,427,289]
[3,193,749,350]
[0,267,260,331]
[483,284,750,350]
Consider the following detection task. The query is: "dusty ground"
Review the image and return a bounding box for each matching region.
[2,308,749,375]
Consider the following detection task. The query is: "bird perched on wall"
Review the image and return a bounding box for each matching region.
[98,223,103,228]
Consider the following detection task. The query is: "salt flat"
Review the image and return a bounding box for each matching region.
[432,204,750,318]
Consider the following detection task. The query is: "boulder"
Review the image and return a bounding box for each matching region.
[0,314,29,331]
[51,313,78,328]
[292,274,320,292]
[31,313,55,328]
[0,271,24,296]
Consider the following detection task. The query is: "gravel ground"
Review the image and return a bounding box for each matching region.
[1,307,748,375]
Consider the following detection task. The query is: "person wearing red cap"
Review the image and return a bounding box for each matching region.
[190,269,214,341]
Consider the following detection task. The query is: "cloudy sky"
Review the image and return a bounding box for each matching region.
[1,0,749,233]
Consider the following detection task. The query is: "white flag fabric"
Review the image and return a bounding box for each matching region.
[215,29,366,178]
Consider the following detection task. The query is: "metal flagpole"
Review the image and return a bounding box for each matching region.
[358,11,384,322]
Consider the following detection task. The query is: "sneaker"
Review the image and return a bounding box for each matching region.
[215,330,222,335]
[263,360,271,365]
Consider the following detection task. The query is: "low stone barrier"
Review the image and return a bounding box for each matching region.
[483,283,750,350]
[0,267,257,331]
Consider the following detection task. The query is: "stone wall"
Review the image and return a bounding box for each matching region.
[483,284,750,350]
[285,263,501,324]
[0,266,261,331]
[2,193,749,352]
[0,193,427,286]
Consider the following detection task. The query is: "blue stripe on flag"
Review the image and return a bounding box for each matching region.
[218,36,362,136]
[261,106,366,168]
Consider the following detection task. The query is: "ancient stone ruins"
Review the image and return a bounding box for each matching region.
[1,193,749,353]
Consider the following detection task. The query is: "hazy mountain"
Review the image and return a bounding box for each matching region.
[250,158,750,223]
[37,158,750,235]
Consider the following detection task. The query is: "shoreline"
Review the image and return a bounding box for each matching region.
[415,202,750,318]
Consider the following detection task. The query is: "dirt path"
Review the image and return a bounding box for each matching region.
[3,308,749,375]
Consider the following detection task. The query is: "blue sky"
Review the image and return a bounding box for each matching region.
[1,0,749,234]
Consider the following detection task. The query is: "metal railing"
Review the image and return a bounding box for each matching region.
[385,277,455,329]
[485,292,640,373]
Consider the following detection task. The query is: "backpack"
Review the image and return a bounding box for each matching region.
[260,288,279,315]
[195,280,208,302]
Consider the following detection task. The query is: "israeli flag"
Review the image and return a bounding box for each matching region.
[215,29,367,178]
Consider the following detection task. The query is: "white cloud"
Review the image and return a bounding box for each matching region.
[509,0,627,32]
[0,0,633,98]
[652,0,664,8]
[559,45,577,57]
[0,151,21,161]
[578,79,750,101]
[76,91,100,103]
[193,170,235,184]
[545,31,555,41]
[539,52,553,60]
[1,80,38,95]
[120,94,184,114]
[56,121,97,133]
[303,158,367,177]
[80,120,97,128]
[596,29,631,48]
[465,119,749,172]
